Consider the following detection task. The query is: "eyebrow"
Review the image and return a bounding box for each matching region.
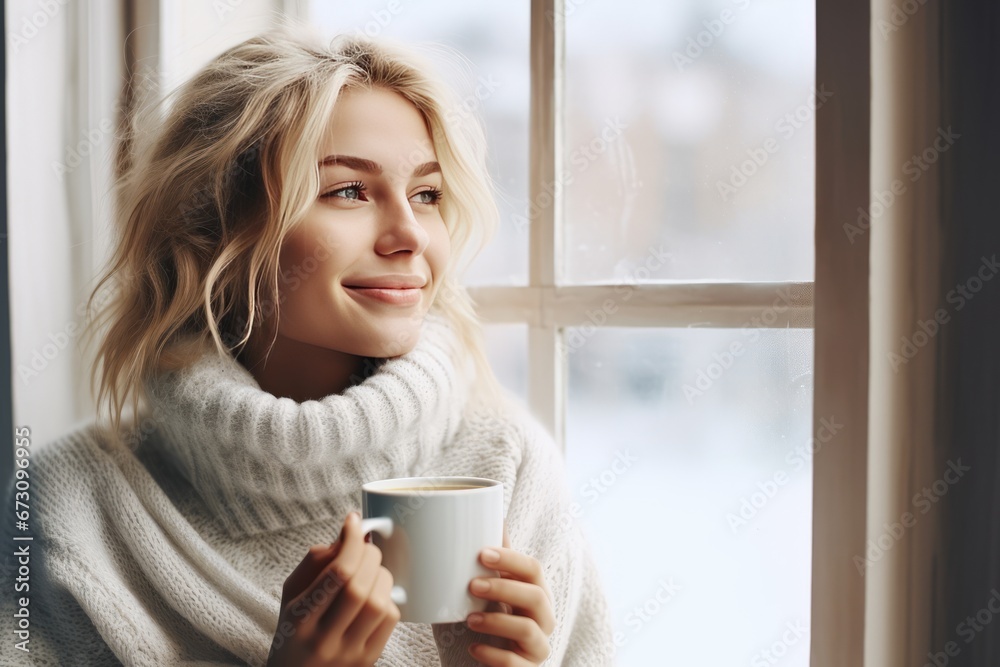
[319,155,441,178]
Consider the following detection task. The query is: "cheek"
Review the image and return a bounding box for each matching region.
[427,220,452,277]
[278,231,309,269]
[277,225,348,303]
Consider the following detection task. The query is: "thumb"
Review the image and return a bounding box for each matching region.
[502,519,510,549]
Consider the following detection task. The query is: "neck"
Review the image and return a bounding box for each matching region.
[238,333,371,402]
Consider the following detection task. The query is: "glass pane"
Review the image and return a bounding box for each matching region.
[564,1,816,283]
[309,2,530,286]
[566,327,814,666]
[482,323,528,402]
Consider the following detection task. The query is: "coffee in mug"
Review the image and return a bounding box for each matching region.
[380,484,482,492]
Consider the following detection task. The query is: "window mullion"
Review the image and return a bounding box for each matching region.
[469,283,815,328]
[528,0,565,450]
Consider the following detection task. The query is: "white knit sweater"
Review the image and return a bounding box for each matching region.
[0,315,615,666]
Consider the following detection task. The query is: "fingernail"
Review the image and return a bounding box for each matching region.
[481,548,500,563]
[470,578,490,593]
[467,613,483,625]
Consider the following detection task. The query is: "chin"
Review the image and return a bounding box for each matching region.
[350,319,424,359]
[363,338,419,359]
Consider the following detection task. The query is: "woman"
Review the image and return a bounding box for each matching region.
[1,26,615,666]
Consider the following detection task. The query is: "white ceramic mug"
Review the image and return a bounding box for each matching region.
[359,475,504,624]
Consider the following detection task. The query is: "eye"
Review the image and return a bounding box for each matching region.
[411,188,444,206]
[322,181,367,201]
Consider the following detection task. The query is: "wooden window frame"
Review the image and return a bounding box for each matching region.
[141,0,870,663]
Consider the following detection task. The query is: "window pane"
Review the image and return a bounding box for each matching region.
[564,1,816,283]
[309,1,530,286]
[566,327,813,665]
[482,323,528,402]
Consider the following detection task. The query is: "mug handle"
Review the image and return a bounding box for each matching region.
[359,516,408,606]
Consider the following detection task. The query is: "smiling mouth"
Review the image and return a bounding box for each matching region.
[343,286,424,306]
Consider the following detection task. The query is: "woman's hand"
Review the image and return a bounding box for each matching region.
[464,523,556,666]
[268,511,400,667]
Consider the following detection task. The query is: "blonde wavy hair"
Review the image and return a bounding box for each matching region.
[83,25,501,446]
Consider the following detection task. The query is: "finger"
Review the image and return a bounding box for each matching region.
[484,599,512,615]
[480,547,554,611]
[281,541,341,606]
[469,641,534,667]
[479,547,544,586]
[469,578,555,634]
[364,599,402,658]
[321,541,383,637]
[293,512,364,631]
[328,512,366,580]
[466,611,550,662]
[341,566,395,646]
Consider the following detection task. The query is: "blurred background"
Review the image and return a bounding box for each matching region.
[6,1,815,664]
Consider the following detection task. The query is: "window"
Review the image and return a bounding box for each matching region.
[304,2,816,664]
[166,1,817,663]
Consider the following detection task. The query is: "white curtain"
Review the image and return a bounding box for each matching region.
[7,0,282,450]
[7,0,121,448]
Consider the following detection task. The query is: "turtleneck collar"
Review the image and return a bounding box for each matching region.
[143,314,471,539]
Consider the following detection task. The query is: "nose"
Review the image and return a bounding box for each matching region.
[374,196,430,257]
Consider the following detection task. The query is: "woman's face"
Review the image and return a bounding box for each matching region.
[274,87,451,359]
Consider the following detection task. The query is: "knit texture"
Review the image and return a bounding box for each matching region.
[0,315,615,666]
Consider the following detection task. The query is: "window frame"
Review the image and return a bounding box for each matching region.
[461,5,867,667]
[466,0,816,449]
[142,0,870,663]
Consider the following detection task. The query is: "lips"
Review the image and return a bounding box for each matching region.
[342,275,427,289]
[343,275,427,306]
